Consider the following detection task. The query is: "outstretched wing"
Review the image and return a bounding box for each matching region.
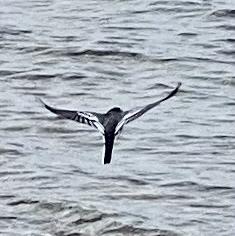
[40,99,105,135]
[115,82,181,135]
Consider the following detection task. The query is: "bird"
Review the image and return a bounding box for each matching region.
[40,82,181,164]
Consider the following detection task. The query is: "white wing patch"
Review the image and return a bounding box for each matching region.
[114,109,141,135]
[78,111,105,135]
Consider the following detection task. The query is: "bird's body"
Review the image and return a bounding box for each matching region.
[102,107,124,164]
[41,83,181,164]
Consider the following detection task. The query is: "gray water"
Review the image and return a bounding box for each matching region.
[0,0,235,235]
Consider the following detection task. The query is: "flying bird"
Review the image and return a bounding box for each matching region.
[41,82,181,164]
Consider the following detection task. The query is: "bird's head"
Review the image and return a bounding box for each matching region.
[107,107,122,114]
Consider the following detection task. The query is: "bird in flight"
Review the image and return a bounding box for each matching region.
[41,82,181,164]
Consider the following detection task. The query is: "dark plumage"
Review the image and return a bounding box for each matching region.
[40,82,181,164]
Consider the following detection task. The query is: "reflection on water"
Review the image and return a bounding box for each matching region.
[0,0,235,235]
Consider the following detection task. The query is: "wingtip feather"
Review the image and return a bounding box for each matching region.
[37,97,46,107]
[169,82,182,98]
[176,82,182,89]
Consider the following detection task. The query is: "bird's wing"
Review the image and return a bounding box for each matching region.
[40,99,105,135]
[115,82,181,135]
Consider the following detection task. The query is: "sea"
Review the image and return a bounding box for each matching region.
[0,0,235,235]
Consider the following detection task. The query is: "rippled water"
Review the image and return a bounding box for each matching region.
[1,0,235,235]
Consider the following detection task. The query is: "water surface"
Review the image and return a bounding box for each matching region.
[0,0,235,235]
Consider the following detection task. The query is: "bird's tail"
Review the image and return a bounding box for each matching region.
[102,133,115,164]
